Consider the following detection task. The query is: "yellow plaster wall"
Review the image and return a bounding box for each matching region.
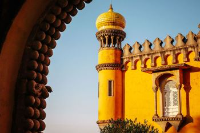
[98,49,123,120]
[124,52,200,133]
[98,70,123,120]
[124,61,156,124]
[98,48,122,64]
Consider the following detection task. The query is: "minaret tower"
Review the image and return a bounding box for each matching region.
[95,5,126,128]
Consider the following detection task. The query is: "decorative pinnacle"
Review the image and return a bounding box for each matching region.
[109,4,113,11]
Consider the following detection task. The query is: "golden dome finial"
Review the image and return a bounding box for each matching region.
[96,4,126,31]
[109,4,113,11]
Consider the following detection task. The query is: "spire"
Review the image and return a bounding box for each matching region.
[109,4,113,12]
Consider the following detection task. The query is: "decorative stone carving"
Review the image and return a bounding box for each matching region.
[153,116,183,122]
[132,42,141,54]
[153,116,183,132]
[123,43,132,57]
[12,0,93,132]
[146,64,190,132]
[96,63,122,72]
[142,63,190,73]
[175,33,185,47]
[96,29,126,49]
[153,38,163,51]
[186,31,197,46]
[96,120,110,129]
[142,39,152,53]
[164,35,174,49]
[122,31,199,70]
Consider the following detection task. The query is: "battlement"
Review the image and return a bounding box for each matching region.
[122,26,200,70]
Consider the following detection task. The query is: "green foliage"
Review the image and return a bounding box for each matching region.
[100,118,159,133]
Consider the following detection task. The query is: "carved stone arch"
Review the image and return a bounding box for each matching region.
[132,58,140,70]
[0,0,93,132]
[164,53,170,65]
[141,56,150,68]
[186,50,194,62]
[174,51,183,64]
[151,54,161,67]
[155,73,174,89]
[122,59,131,70]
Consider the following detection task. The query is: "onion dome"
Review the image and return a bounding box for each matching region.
[96,4,126,31]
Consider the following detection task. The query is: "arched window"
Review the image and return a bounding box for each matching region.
[163,80,178,117]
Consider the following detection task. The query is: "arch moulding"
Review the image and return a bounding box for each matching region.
[0,0,92,132]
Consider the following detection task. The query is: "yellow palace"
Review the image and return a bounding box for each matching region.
[95,5,200,133]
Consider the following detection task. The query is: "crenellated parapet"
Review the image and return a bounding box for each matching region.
[122,28,200,70]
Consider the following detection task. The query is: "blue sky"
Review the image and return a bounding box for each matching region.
[45,0,200,133]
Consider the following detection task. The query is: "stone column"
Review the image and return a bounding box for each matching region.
[101,37,104,48]
[105,36,109,47]
[116,36,119,48]
[111,36,114,47]
[153,86,159,118]
[99,40,102,48]
[177,84,183,117]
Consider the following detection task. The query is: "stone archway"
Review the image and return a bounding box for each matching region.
[0,0,92,132]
